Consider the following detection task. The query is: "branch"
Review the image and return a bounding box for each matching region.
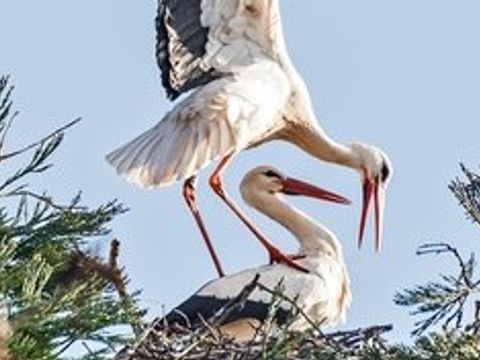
[449,163,480,227]
[396,242,480,336]
[417,243,475,288]
[256,282,329,342]
[57,239,130,299]
[0,118,81,162]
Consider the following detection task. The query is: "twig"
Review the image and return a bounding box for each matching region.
[0,189,70,211]
[255,282,332,345]
[0,118,81,162]
[473,301,480,335]
[397,242,480,336]
[417,243,473,286]
[174,275,260,359]
[0,111,17,157]
[325,324,393,348]
[197,313,221,343]
[82,341,94,355]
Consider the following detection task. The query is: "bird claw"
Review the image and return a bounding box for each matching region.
[269,249,309,273]
[287,254,307,261]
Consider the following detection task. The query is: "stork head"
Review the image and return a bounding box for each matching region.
[348,142,392,252]
[240,166,351,206]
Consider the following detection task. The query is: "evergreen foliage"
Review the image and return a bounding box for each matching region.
[0,76,143,359]
[391,164,480,357]
[395,165,480,340]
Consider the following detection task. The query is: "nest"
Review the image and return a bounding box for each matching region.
[116,276,392,359]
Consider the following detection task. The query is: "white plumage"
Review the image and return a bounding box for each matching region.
[163,166,351,341]
[107,0,392,276]
[107,0,292,185]
[107,61,289,187]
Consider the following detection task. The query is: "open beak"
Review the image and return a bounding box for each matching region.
[281,177,351,205]
[358,177,385,252]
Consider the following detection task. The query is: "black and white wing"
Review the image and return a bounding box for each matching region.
[162,262,330,332]
[156,0,218,99]
[156,0,285,100]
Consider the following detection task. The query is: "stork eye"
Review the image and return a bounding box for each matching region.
[380,162,390,182]
[264,170,281,179]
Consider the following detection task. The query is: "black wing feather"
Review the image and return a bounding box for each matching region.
[156,0,221,100]
[163,295,291,328]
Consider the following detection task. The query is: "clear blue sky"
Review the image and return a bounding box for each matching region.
[2,0,480,343]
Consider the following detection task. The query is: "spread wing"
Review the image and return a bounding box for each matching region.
[156,0,285,100]
[106,60,290,188]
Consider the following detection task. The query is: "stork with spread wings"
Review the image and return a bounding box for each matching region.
[107,0,392,277]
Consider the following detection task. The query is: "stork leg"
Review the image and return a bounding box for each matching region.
[209,154,309,273]
[183,177,225,277]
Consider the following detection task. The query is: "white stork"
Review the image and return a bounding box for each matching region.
[106,0,392,277]
[162,166,352,342]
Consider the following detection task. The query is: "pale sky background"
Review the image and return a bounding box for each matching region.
[2,0,480,344]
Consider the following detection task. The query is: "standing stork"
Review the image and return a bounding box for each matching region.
[106,0,392,277]
[162,166,352,342]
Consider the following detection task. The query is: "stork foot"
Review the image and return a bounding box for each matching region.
[287,254,307,261]
[268,248,309,273]
[269,253,307,264]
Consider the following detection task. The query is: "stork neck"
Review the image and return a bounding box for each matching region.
[281,64,363,171]
[249,191,341,257]
[295,122,362,171]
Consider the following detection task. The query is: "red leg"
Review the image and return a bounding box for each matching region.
[183,176,225,277]
[209,154,309,273]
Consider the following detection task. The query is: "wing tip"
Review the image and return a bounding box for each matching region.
[155,0,219,100]
[105,150,177,190]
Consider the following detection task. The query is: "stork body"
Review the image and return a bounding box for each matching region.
[107,1,392,277]
[163,166,351,341]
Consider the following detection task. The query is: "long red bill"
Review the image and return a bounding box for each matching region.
[373,181,385,252]
[358,179,374,249]
[281,177,351,205]
[358,177,385,251]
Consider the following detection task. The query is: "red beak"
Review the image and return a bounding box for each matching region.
[358,177,385,252]
[281,177,351,205]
